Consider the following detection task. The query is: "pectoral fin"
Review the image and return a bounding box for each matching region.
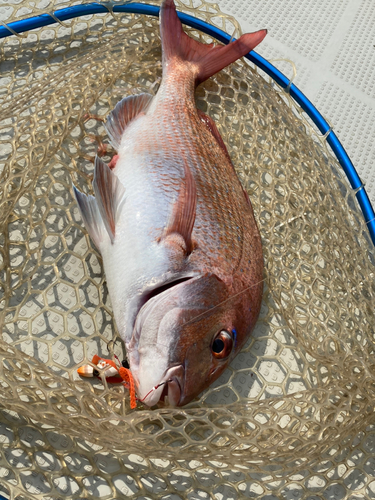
[105,93,153,150]
[93,155,126,243]
[162,159,197,256]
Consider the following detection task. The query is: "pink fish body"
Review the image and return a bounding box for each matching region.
[74,0,265,406]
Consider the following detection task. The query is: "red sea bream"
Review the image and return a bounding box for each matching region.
[74,0,265,406]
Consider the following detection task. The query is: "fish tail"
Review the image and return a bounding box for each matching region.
[160,0,267,85]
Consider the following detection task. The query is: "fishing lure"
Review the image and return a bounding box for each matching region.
[78,355,137,409]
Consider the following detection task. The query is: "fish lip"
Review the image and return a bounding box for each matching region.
[165,364,184,407]
[139,364,185,407]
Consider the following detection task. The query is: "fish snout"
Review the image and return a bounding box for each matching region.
[139,364,184,407]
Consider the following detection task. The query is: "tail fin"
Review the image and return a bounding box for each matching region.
[160,0,267,85]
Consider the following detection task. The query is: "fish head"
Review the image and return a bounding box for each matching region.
[128,273,261,407]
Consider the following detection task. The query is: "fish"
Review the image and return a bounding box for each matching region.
[73,0,265,407]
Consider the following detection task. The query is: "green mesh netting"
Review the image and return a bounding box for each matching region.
[0,1,375,498]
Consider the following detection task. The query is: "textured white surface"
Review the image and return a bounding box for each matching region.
[216,0,375,209]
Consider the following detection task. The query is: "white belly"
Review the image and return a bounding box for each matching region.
[99,116,184,345]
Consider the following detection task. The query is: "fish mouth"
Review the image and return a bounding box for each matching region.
[129,276,196,406]
[139,276,194,311]
[139,364,185,407]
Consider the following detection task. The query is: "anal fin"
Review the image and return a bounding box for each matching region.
[105,93,153,150]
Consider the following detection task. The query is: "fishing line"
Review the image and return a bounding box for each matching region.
[124,276,268,354]
[354,183,365,194]
[139,379,173,402]
[114,352,171,404]
[182,275,267,328]
[133,277,267,405]
[113,276,267,406]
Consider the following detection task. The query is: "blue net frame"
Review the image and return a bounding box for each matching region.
[1,1,374,246]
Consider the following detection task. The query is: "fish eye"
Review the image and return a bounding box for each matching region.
[211,330,233,359]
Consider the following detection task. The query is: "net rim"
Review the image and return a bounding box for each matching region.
[1,2,374,246]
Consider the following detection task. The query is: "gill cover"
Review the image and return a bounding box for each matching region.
[129,273,257,406]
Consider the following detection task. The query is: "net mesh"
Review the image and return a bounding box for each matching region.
[1,1,375,498]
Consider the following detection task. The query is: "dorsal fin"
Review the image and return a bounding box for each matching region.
[73,185,107,251]
[93,155,126,243]
[105,93,153,150]
[162,159,197,256]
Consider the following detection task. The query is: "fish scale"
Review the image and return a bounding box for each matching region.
[117,89,246,277]
[74,0,265,406]
[146,84,247,274]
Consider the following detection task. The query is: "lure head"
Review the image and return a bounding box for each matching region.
[127,273,262,407]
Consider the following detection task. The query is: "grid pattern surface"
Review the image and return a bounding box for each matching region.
[222,0,375,208]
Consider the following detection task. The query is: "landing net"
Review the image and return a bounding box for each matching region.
[0,1,375,498]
